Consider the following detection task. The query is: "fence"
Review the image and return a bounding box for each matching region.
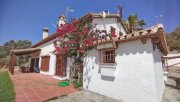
[162,54,180,71]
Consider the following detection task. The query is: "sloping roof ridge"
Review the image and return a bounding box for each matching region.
[93,23,168,55]
[126,23,164,35]
[144,23,163,30]
[31,12,125,48]
[12,48,40,52]
[31,32,57,48]
[76,12,120,21]
[90,12,119,15]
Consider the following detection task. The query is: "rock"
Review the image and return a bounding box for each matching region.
[165,78,176,87]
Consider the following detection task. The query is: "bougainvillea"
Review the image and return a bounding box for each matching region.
[55,16,96,58]
[111,31,117,37]
[54,15,118,83]
[54,16,97,83]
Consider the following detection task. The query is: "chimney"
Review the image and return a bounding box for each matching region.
[102,11,106,18]
[43,27,48,39]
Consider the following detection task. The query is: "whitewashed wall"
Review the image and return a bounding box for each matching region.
[66,57,74,79]
[38,40,56,75]
[37,39,72,80]
[92,18,127,37]
[48,53,56,75]
[37,40,55,56]
[153,48,165,102]
[83,39,164,102]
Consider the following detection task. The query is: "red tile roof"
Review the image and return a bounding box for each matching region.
[93,24,168,55]
[31,13,128,48]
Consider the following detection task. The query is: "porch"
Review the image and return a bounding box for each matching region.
[9,48,69,80]
[9,48,41,75]
[10,69,77,102]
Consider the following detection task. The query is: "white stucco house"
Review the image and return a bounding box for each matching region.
[22,13,127,80]
[10,12,168,102]
[82,13,168,102]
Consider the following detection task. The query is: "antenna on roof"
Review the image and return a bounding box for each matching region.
[51,22,56,28]
[117,5,123,19]
[155,14,163,24]
[65,6,75,22]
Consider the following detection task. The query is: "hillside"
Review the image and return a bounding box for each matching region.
[166,27,180,52]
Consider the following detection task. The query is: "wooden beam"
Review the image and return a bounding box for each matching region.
[141,37,147,44]
[162,55,180,60]
[9,54,17,75]
[151,37,160,44]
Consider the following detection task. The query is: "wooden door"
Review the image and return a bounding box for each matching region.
[55,55,66,76]
[41,56,50,71]
[30,58,35,72]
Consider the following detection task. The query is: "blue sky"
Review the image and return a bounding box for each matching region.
[0,0,180,45]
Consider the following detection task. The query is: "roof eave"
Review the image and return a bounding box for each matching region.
[31,32,57,48]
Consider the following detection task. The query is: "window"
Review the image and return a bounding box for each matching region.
[101,49,115,63]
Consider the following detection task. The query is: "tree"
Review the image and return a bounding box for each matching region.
[0,40,32,66]
[3,40,17,51]
[128,14,138,32]
[166,26,180,52]
[16,40,31,49]
[0,46,7,59]
[123,14,146,33]
[138,20,146,30]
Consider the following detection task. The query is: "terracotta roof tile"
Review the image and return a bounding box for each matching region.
[94,24,168,55]
[31,32,57,48]
[31,12,127,48]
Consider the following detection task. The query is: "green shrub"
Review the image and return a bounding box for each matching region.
[74,81,82,88]
[57,81,70,87]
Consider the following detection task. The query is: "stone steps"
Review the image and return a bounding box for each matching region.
[165,72,180,89]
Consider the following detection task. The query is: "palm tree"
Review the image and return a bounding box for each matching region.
[123,14,146,33]
[123,20,130,32]
[127,14,138,32]
[138,20,146,30]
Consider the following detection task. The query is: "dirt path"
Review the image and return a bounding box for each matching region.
[162,72,180,102]
[47,90,122,102]
[162,86,180,102]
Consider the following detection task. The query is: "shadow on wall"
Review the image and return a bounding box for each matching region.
[83,49,99,89]
[117,39,152,56]
[83,40,153,89]
[101,75,115,81]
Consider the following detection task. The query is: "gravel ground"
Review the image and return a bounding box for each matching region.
[46,70,180,102]
[47,90,122,102]
[162,71,180,102]
[47,86,180,102]
[162,86,180,102]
